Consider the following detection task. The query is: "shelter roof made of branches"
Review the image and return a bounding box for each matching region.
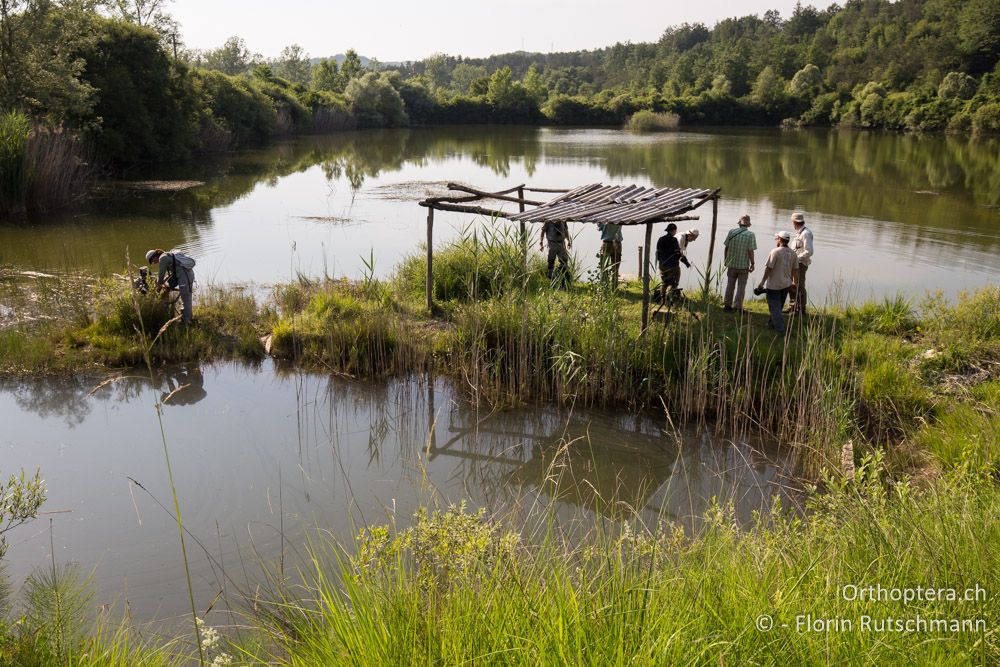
[508,183,716,225]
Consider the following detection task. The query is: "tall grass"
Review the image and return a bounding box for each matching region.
[0,111,92,215]
[625,110,681,132]
[241,455,999,665]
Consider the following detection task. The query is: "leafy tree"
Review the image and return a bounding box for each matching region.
[203,36,259,75]
[340,49,364,82]
[107,0,174,35]
[274,43,310,85]
[789,63,823,98]
[0,1,96,121]
[751,65,786,110]
[311,58,342,92]
[957,0,1000,73]
[345,71,407,127]
[450,62,487,95]
[710,74,732,97]
[424,52,450,90]
[938,72,976,100]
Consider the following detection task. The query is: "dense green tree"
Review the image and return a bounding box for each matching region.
[311,58,342,93]
[789,63,823,98]
[274,43,310,85]
[202,36,259,75]
[340,49,364,82]
[450,62,487,95]
[345,72,407,127]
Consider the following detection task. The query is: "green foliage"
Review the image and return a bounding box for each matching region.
[310,58,342,93]
[273,43,310,85]
[972,102,1000,135]
[938,71,977,101]
[200,36,259,75]
[79,16,199,163]
[345,72,408,128]
[0,468,45,558]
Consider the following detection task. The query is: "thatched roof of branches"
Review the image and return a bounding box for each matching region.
[419,182,719,224]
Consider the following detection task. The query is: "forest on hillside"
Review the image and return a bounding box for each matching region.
[0,0,997,204]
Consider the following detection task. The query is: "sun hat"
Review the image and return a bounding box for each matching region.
[686,228,700,238]
[791,212,805,224]
[739,215,751,226]
[775,231,791,241]
[145,249,158,263]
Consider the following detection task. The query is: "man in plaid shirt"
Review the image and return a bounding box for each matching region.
[722,214,757,312]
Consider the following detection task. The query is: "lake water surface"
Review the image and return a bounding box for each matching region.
[1,363,796,621]
[2,126,997,301]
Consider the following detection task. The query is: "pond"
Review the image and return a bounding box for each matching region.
[1,126,997,302]
[0,362,797,622]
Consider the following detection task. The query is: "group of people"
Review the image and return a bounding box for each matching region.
[721,212,813,333]
[540,212,814,335]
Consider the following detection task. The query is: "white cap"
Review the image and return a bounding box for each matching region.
[686,228,700,239]
[145,249,157,263]
[775,231,791,241]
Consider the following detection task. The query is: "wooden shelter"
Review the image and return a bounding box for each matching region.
[419,182,721,328]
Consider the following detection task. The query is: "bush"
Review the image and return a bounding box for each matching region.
[346,72,409,128]
[971,103,1000,135]
[194,69,276,147]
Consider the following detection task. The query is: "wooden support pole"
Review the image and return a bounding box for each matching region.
[426,207,434,311]
[704,196,719,299]
[518,186,527,269]
[641,222,653,330]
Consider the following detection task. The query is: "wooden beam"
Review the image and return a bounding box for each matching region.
[446,183,545,206]
[419,201,510,218]
[641,222,653,330]
[522,187,572,193]
[704,195,719,299]
[426,207,434,311]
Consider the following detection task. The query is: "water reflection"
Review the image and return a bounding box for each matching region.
[0,362,795,621]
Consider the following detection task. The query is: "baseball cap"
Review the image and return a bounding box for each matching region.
[145,249,157,263]
[775,231,791,241]
[686,228,700,238]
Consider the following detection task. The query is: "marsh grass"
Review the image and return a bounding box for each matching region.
[0,112,92,215]
[625,110,681,132]
[237,452,998,666]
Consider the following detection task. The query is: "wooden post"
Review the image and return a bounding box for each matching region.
[426,207,434,311]
[518,186,527,269]
[641,222,653,330]
[703,196,719,300]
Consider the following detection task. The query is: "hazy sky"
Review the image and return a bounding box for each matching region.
[170,0,808,62]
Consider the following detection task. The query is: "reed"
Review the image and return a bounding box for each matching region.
[625,110,681,132]
[0,112,92,215]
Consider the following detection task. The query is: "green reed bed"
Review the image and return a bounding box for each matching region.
[236,454,998,666]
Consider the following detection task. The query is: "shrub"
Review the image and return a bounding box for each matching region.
[971,103,1000,135]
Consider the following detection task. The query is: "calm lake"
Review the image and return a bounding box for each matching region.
[1,126,997,301]
[1,364,796,621]
[0,126,996,624]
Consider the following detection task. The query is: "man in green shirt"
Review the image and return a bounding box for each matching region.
[722,214,757,312]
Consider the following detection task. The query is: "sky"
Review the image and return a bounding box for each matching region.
[170,0,808,62]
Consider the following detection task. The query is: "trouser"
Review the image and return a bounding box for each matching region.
[546,241,570,285]
[177,268,194,323]
[766,288,789,333]
[600,240,622,287]
[659,265,680,302]
[789,263,808,313]
[723,267,749,310]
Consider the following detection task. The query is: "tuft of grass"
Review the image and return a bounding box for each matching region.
[625,110,680,132]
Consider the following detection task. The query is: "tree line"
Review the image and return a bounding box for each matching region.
[0,0,997,176]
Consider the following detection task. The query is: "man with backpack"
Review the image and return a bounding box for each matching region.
[146,248,197,324]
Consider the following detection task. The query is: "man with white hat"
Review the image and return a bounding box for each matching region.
[722,214,756,312]
[788,212,813,314]
[146,248,197,324]
[755,231,798,334]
